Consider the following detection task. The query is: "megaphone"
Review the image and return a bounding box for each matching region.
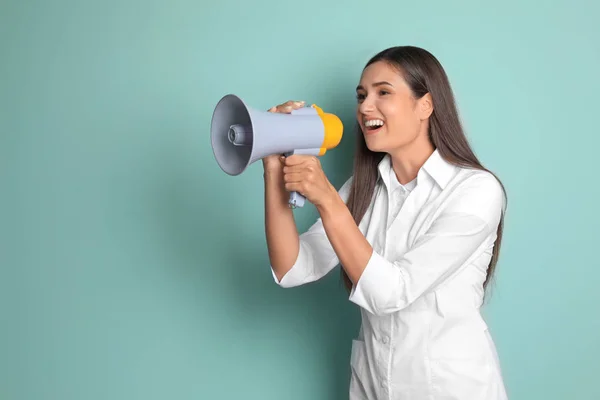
[210,94,343,208]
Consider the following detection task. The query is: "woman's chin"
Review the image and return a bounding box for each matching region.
[364,135,386,152]
[365,142,387,153]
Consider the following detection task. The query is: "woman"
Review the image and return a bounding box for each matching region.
[263,45,508,400]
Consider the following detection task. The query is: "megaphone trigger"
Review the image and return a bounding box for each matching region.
[282,149,306,209]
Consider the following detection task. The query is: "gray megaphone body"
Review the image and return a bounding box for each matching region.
[211,94,344,208]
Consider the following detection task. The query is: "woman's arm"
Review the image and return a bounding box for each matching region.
[316,173,504,316]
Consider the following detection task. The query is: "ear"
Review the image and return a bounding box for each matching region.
[418,93,434,120]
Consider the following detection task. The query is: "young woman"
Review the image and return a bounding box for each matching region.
[263,45,508,400]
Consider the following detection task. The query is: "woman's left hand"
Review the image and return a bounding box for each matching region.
[282,154,338,210]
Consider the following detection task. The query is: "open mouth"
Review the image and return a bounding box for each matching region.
[364,119,385,134]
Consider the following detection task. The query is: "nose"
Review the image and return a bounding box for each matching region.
[358,96,375,115]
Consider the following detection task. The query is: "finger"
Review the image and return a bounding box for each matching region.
[269,101,292,113]
[284,154,312,166]
[276,100,305,113]
[283,100,305,108]
[277,104,293,113]
[283,171,305,183]
[282,164,305,174]
[284,182,306,194]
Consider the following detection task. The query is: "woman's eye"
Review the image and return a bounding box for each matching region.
[356,93,365,101]
[379,90,389,95]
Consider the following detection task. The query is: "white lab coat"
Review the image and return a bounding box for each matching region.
[271,149,508,400]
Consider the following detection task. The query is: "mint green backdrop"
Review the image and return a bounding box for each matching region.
[2,0,598,399]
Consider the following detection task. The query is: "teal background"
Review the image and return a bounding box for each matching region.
[2,0,598,399]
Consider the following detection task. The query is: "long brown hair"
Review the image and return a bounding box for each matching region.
[342,46,507,297]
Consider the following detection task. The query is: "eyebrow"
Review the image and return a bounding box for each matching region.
[356,81,393,91]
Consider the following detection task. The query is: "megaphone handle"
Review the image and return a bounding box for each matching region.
[288,190,306,208]
[283,150,306,208]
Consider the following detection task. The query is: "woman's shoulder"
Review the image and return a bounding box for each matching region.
[454,167,502,188]
[455,167,504,196]
[447,167,506,221]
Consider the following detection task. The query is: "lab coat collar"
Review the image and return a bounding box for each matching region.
[377,149,457,190]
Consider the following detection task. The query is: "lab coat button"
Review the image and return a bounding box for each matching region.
[382,336,389,344]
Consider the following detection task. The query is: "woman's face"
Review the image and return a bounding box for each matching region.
[355,61,431,154]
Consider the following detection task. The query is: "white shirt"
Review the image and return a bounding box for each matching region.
[271,149,508,400]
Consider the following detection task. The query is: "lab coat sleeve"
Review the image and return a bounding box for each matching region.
[271,176,353,288]
[348,173,505,316]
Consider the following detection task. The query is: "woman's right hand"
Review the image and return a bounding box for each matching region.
[262,100,306,172]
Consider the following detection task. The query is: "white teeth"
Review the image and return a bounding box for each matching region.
[365,119,384,127]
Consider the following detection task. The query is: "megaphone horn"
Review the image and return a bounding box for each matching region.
[211,94,343,208]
